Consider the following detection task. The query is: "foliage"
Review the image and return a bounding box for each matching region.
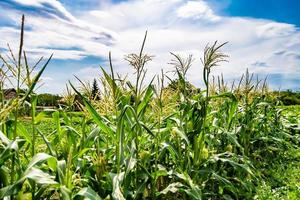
[91,78,100,100]
[0,16,299,200]
[37,93,61,107]
[275,90,300,105]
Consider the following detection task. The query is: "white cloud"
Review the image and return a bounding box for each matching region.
[176,0,220,21]
[256,22,296,38]
[26,48,86,60]
[1,0,300,93]
[0,0,116,60]
[75,66,102,81]
[12,0,76,21]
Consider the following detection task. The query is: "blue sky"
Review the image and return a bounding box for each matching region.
[224,0,300,27]
[0,0,299,94]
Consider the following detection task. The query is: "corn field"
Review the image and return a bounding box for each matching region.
[0,16,299,200]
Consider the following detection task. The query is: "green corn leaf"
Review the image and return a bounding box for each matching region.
[26,153,54,171]
[175,172,202,199]
[34,112,47,125]
[0,167,9,187]
[0,130,10,145]
[137,84,154,116]
[52,111,61,134]
[23,167,57,185]
[160,142,179,161]
[0,165,57,198]
[36,128,56,156]
[0,180,23,198]
[172,127,190,145]
[110,172,125,200]
[16,122,31,144]
[125,143,137,177]
[157,182,184,196]
[57,160,67,185]
[70,82,115,138]
[0,139,25,165]
[75,187,102,200]
[60,185,71,200]
[22,54,53,101]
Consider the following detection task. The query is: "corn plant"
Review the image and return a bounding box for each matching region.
[0,15,298,200]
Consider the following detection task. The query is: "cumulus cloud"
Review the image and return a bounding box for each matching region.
[0,0,300,93]
[176,0,220,21]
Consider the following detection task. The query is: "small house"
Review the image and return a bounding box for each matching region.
[3,88,17,101]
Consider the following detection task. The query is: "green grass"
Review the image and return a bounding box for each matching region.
[21,117,55,134]
[254,105,300,199]
[256,149,300,199]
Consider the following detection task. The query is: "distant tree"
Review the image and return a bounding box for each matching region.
[166,78,199,96]
[37,93,61,106]
[275,90,300,105]
[91,78,100,100]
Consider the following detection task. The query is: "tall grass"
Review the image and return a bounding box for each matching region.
[0,16,299,200]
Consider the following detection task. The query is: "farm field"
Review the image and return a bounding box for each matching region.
[1,13,300,200]
[1,41,300,199]
[19,106,300,199]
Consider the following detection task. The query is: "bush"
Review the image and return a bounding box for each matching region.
[37,93,61,107]
[276,90,300,105]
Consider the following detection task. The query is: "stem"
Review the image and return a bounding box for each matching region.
[11,16,24,200]
[31,96,36,156]
[31,96,37,199]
